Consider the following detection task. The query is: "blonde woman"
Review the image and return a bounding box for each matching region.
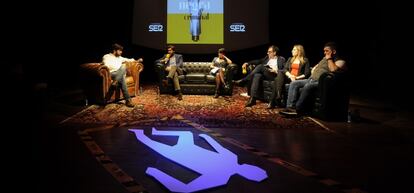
[268,44,310,108]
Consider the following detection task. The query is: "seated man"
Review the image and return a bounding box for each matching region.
[102,43,143,107]
[234,45,286,107]
[155,45,184,100]
[280,42,347,116]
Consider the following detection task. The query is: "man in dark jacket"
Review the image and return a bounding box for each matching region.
[155,45,184,100]
[234,45,286,107]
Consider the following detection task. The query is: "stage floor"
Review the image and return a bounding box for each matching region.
[31,84,414,193]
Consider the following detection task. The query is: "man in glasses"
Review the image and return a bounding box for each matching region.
[234,45,286,107]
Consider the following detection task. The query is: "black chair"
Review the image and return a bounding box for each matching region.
[312,72,350,121]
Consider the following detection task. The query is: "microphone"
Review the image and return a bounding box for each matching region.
[164,54,170,64]
[242,65,247,74]
[189,0,202,42]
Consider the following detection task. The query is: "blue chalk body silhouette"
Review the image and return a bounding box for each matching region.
[129,128,267,193]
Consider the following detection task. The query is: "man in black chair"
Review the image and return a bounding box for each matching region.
[234,45,286,107]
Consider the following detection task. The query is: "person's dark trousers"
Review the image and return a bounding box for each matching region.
[250,70,277,98]
[241,64,267,82]
[270,73,288,105]
[166,65,181,91]
[110,65,130,100]
[246,79,253,96]
[295,79,318,113]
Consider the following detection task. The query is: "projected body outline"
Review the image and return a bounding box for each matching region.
[129,128,268,193]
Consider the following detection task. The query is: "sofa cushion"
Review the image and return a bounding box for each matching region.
[205,74,216,83]
[183,73,207,83]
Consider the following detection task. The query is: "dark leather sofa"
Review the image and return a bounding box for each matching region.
[155,62,238,95]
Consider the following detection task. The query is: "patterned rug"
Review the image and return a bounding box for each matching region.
[65,85,321,130]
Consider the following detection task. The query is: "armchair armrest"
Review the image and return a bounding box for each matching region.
[154,62,166,76]
[154,62,167,86]
[227,63,238,74]
[318,71,350,94]
[314,71,350,121]
[79,63,111,104]
[223,63,238,95]
[124,61,144,95]
[225,63,238,80]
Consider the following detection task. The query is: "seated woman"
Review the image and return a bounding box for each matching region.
[210,48,233,98]
[268,44,310,108]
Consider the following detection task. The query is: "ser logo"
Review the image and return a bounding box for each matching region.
[230,23,246,32]
[148,23,163,32]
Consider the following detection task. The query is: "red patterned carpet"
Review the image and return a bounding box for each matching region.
[65,85,321,130]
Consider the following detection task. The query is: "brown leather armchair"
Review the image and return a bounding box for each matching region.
[79,61,144,104]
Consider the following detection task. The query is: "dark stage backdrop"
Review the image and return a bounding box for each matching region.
[16,1,407,108]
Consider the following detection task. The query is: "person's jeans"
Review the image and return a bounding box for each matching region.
[286,79,310,108]
[111,64,130,100]
[295,79,318,112]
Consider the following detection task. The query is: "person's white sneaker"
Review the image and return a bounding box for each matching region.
[240,92,249,97]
